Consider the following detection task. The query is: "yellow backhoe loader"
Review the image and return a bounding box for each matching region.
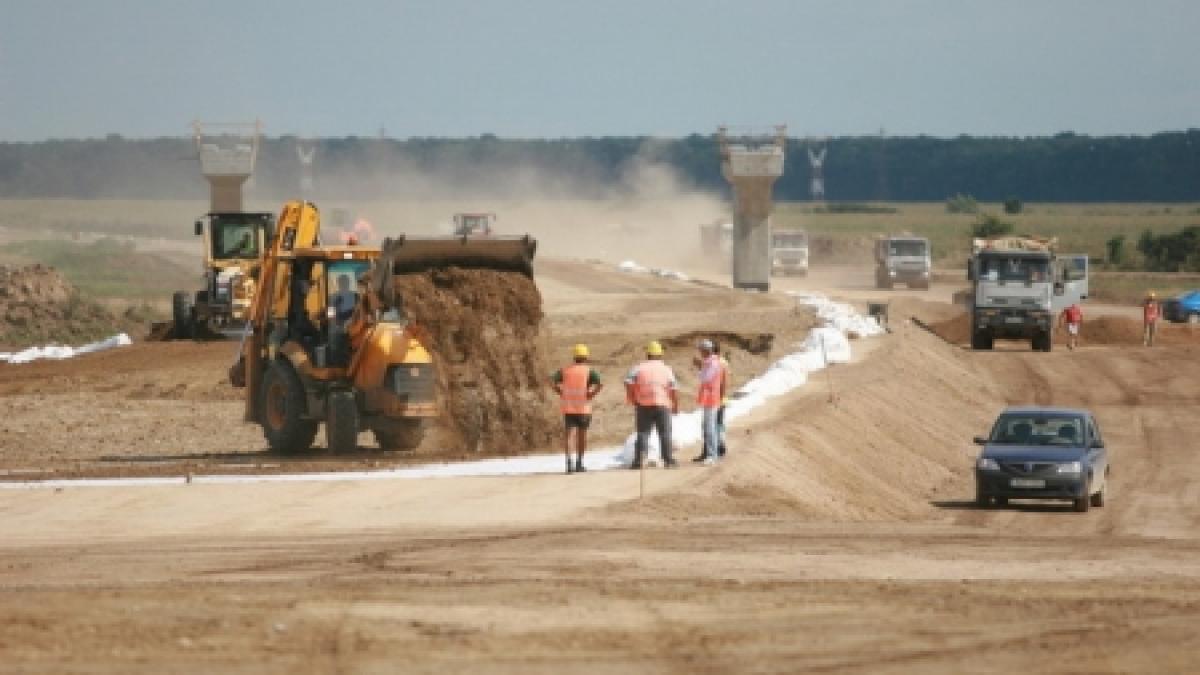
[232,200,536,453]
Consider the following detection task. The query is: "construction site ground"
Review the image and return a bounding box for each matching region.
[3,259,1200,673]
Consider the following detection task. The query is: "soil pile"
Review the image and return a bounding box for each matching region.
[394,267,557,455]
[0,265,119,349]
[925,310,1200,347]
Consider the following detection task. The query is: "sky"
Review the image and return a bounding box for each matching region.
[1,0,1197,141]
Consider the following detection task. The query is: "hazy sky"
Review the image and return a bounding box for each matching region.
[1,0,1197,141]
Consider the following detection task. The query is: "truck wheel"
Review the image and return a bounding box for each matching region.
[971,331,993,350]
[171,291,193,339]
[1033,331,1053,352]
[260,361,318,453]
[373,419,426,451]
[325,389,359,453]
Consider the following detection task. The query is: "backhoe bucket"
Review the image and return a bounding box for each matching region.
[377,235,537,278]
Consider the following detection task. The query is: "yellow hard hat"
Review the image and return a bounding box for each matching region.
[646,340,664,357]
[572,343,590,358]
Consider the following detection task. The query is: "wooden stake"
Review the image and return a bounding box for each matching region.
[821,334,837,403]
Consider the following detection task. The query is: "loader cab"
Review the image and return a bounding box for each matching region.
[269,249,374,369]
[198,212,274,261]
[452,212,496,237]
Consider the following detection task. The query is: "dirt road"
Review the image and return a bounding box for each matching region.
[2,261,1199,673]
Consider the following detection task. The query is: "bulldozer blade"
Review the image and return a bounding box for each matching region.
[378,235,537,277]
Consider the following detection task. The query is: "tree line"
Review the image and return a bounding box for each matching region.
[0,131,1197,201]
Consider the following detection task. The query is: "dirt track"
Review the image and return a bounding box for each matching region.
[2,260,1200,672]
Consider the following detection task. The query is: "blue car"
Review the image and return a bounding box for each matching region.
[1162,290,1200,324]
[974,407,1110,512]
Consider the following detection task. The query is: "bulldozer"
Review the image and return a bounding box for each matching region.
[233,200,536,453]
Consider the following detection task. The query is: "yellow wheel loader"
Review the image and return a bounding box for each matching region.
[233,200,536,453]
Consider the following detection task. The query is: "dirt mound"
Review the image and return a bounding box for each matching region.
[394,267,557,454]
[925,310,1200,347]
[0,265,121,349]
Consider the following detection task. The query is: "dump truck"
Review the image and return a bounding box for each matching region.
[875,235,931,289]
[967,236,1088,352]
[771,228,810,277]
[232,200,536,453]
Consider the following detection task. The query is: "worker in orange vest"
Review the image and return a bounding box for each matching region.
[1143,291,1160,347]
[695,339,726,465]
[624,341,679,469]
[550,344,603,473]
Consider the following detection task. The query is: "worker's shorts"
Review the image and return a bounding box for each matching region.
[564,414,592,430]
[1066,322,1080,336]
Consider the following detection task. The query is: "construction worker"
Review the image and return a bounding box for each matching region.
[714,341,731,458]
[549,344,603,474]
[624,341,679,469]
[331,274,357,323]
[694,340,725,465]
[1058,301,1083,350]
[1143,291,1160,347]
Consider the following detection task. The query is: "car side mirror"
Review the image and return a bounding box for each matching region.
[973,436,987,445]
[194,220,203,236]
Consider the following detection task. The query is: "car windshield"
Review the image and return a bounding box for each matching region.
[989,414,1085,446]
[889,240,926,256]
[979,255,1050,283]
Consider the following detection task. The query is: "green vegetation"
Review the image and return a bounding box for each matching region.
[1137,226,1200,272]
[945,194,979,214]
[3,132,1200,201]
[970,214,1014,238]
[0,237,195,300]
[1003,197,1023,215]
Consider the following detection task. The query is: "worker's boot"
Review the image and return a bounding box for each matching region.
[574,457,586,473]
[565,456,574,474]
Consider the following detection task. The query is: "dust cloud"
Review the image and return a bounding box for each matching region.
[284,140,729,271]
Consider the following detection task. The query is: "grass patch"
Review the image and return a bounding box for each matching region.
[1,237,196,301]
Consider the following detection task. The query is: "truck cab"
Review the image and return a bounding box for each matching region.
[969,240,1067,351]
[771,229,809,277]
[876,236,931,289]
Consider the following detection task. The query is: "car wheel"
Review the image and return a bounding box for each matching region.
[975,492,991,508]
[1073,482,1091,512]
[1090,484,1105,507]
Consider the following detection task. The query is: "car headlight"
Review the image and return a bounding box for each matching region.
[976,457,999,471]
[1055,461,1082,474]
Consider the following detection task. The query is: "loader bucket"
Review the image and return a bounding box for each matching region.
[377,235,537,278]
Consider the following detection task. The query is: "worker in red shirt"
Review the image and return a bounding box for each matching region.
[1058,302,1083,350]
[1143,291,1160,347]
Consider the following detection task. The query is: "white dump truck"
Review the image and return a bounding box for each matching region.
[967,236,1089,352]
[771,229,810,277]
[875,236,931,289]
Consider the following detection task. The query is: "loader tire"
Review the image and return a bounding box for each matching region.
[172,291,194,339]
[260,361,318,453]
[325,389,359,454]
[372,419,425,451]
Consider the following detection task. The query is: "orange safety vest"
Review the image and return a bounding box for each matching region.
[697,354,724,408]
[1144,302,1159,323]
[559,363,592,414]
[633,360,674,407]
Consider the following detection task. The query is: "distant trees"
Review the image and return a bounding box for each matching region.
[1137,227,1200,272]
[970,214,1015,238]
[1,131,1199,201]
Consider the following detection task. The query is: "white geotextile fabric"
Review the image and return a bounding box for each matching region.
[0,333,132,365]
[613,292,882,465]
